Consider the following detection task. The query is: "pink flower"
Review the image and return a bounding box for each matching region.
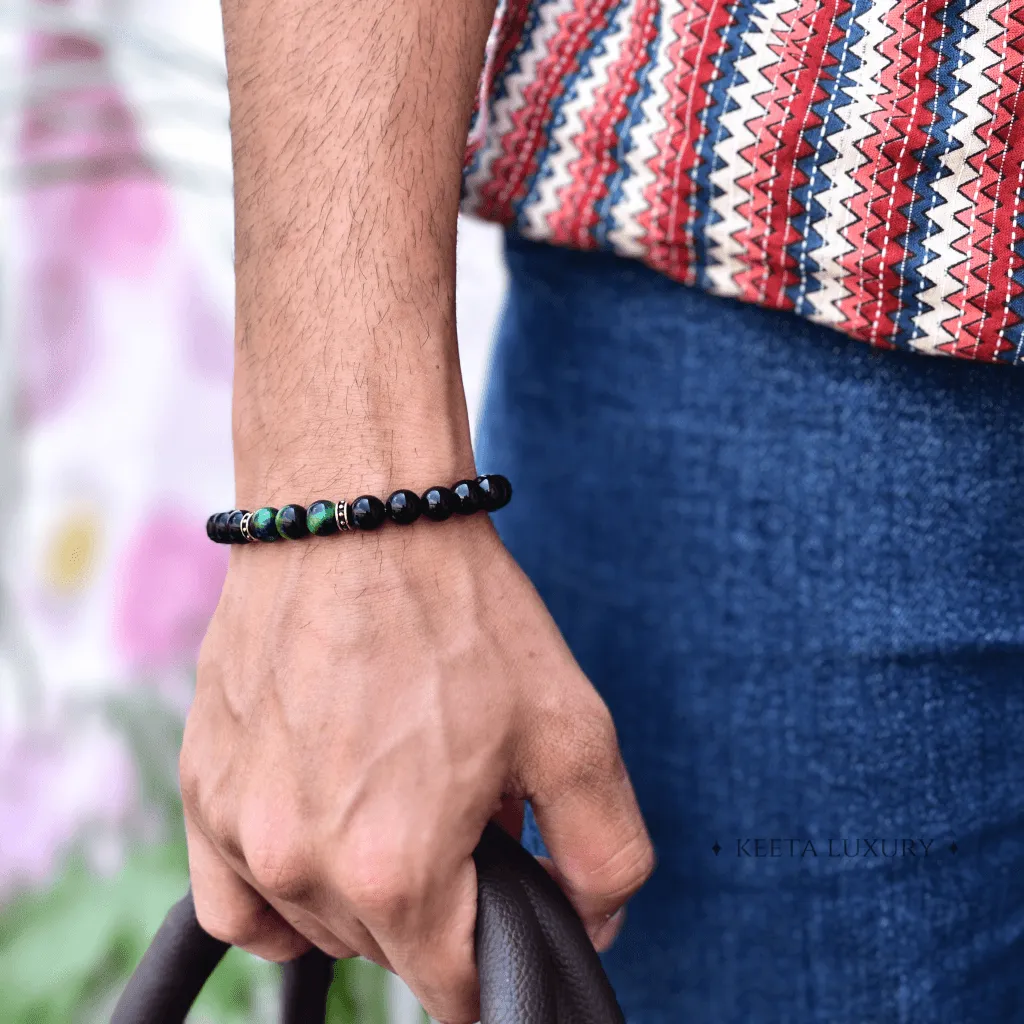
[67,173,172,278]
[0,724,136,901]
[16,251,94,422]
[18,60,174,277]
[15,29,175,423]
[113,509,228,672]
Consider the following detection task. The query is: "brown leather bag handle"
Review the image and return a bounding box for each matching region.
[110,823,625,1024]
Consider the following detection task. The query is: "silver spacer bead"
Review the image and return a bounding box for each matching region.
[335,499,352,533]
[239,511,254,543]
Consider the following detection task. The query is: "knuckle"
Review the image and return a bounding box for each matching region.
[585,705,622,757]
[245,839,313,904]
[561,705,624,792]
[186,786,236,854]
[344,852,419,927]
[207,808,241,861]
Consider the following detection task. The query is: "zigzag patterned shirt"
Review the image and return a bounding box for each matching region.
[460,0,1024,364]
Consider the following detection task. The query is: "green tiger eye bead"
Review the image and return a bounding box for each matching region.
[250,507,280,542]
[275,504,310,540]
[306,499,340,536]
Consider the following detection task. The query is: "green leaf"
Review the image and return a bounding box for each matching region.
[326,959,390,1024]
[0,841,395,1024]
[188,947,278,1024]
[0,843,188,1024]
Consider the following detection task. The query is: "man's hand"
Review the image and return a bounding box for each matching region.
[193,0,655,1018]
[181,517,652,1023]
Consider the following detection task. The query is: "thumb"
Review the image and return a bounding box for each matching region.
[522,698,655,945]
[534,856,627,952]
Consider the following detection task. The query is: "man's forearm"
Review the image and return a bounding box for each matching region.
[223,0,496,504]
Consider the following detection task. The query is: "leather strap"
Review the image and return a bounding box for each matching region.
[110,823,624,1023]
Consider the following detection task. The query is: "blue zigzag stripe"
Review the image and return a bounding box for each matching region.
[463,0,550,188]
[692,0,763,289]
[894,0,975,344]
[593,5,663,247]
[787,0,869,315]
[513,2,630,224]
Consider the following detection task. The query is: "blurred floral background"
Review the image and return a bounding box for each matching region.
[0,0,507,1019]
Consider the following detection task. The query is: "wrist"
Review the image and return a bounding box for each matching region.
[231,315,474,505]
[232,384,475,508]
[232,428,477,509]
[221,505,505,616]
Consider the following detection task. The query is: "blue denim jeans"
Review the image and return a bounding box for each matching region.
[474,230,1024,1023]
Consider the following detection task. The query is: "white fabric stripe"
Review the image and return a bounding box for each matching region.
[703,0,801,298]
[912,0,1003,351]
[523,2,632,241]
[462,0,570,217]
[803,0,895,326]
[605,0,685,258]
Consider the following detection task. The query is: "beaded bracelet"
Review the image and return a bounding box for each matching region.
[206,474,512,544]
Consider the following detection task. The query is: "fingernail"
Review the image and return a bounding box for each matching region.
[589,906,627,952]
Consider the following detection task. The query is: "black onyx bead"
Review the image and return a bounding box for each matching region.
[421,486,456,521]
[385,489,422,525]
[306,500,340,536]
[206,515,219,541]
[250,507,280,542]
[212,511,232,543]
[451,479,483,515]
[477,474,512,512]
[226,510,248,544]
[350,495,387,531]
[275,504,310,540]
